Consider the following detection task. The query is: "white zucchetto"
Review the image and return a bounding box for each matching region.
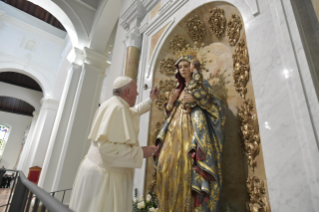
[112,76,133,89]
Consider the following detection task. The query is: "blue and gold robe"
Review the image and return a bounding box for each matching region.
[154,80,226,212]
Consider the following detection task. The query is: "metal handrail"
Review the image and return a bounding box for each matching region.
[3,169,73,212]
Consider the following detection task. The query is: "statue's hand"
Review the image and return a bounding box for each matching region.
[168,89,180,105]
[183,93,195,103]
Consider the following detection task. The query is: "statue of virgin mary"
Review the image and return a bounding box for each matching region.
[154,54,226,212]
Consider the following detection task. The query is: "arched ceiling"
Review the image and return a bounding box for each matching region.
[0,72,42,92]
[0,0,66,31]
[0,72,41,116]
[0,96,35,116]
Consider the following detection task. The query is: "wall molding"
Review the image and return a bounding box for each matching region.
[244,0,259,16]
[0,9,65,45]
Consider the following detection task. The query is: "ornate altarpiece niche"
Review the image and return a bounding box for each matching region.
[146,2,271,211]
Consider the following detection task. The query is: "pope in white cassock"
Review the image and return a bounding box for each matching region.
[69,76,158,212]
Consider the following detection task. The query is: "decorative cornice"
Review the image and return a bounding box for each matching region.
[142,0,161,12]
[120,0,146,31]
[158,0,186,15]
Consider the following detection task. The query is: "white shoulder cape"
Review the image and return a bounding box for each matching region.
[88,96,137,144]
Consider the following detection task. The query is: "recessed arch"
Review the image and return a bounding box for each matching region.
[146,0,255,81]
[89,0,121,54]
[0,63,51,97]
[0,96,35,117]
[28,0,90,49]
[145,1,269,211]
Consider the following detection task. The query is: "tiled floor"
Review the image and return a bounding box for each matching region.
[0,188,12,212]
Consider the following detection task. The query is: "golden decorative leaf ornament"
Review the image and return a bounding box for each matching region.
[226,14,242,46]
[186,15,206,42]
[246,176,271,212]
[169,35,189,55]
[155,79,177,110]
[208,7,226,38]
[232,39,250,99]
[159,58,176,77]
[238,99,260,171]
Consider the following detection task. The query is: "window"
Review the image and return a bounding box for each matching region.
[0,125,9,149]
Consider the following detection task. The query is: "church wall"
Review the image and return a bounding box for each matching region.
[51,37,72,101]
[115,0,319,211]
[0,2,67,39]
[99,20,128,102]
[0,4,77,187]
[0,2,68,97]
[0,112,32,169]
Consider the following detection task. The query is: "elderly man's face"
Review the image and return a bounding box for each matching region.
[127,81,138,107]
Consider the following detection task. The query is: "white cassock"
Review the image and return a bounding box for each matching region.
[69,96,152,212]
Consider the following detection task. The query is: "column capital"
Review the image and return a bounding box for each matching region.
[83,47,108,70]
[125,28,142,49]
[68,47,109,71]
[120,0,146,32]
[68,47,86,66]
[32,111,39,119]
[40,98,59,110]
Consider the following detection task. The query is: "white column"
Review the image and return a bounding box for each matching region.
[16,111,38,173]
[39,48,108,197]
[21,99,59,175]
[38,63,83,189]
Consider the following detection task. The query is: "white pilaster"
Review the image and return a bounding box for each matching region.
[21,99,58,174]
[16,111,38,173]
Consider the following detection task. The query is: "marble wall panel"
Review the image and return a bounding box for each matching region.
[246,0,319,210]
[149,23,170,62]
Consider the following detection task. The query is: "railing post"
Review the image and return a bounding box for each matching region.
[5,171,18,212]
[18,187,29,212]
[40,204,47,212]
[25,192,33,212]
[9,176,23,212]
[62,190,66,203]
[32,198,40,212]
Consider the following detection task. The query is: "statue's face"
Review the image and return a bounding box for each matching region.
[178,60,192,80]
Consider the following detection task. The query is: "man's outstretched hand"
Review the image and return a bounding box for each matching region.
[142,145,158,158]
[150,87,159,101]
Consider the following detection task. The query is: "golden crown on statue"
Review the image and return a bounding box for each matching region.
[174,42,208,72]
